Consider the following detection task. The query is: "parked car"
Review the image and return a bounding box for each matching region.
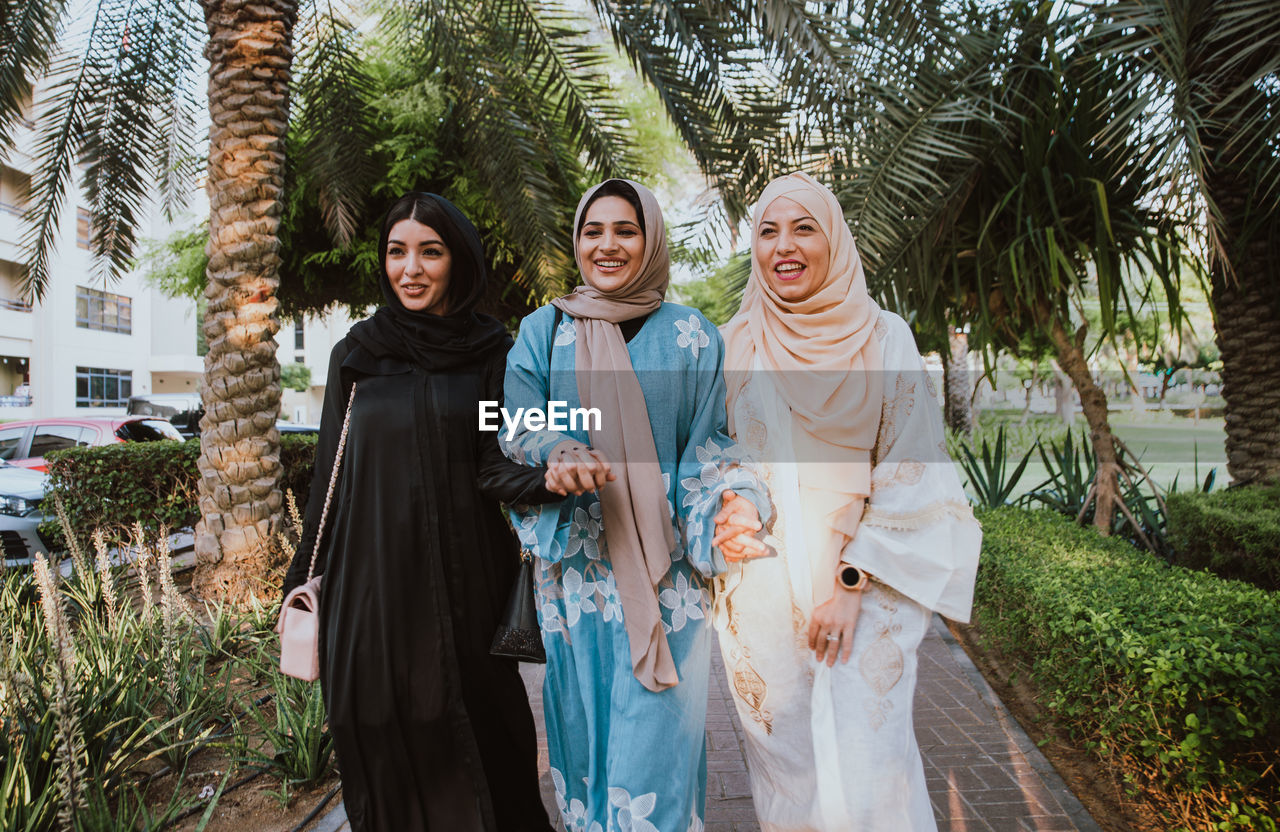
[0,459,49,565]
[276,421,319,436]
[0,416,183,472]
[127,393,204,438]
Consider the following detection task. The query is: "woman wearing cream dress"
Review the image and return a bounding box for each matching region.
[712,172,982,831]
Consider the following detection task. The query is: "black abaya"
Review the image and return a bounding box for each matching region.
[284,337,556,832]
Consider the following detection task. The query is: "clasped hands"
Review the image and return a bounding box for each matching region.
[545,440,616,496]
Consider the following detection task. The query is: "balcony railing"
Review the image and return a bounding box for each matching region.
[0,395,33,408]
[0,200,22,218]
[0,297,31,312]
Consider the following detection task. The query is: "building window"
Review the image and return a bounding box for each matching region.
[75,367,132,408]
[75,285,132,333]
[294,320,305,350]
[77,207,92,249]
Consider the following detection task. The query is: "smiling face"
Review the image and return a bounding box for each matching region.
[754,196,831,303]
[577,195,646,293]
[385,219,452,314]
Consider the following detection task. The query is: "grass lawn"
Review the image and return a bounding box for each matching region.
[974,411,1228,497]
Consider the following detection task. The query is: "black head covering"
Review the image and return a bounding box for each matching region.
[347,192,509,371]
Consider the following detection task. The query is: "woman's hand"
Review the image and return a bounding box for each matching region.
[712,489,767,561]
[545,441,615,496]
[807,581,864,666]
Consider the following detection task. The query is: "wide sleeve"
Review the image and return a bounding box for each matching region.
[500,305,572,563]
[282,339,354,597]
[476,348,558,506]
[841,315,981,622]
[674,312,771,579]
[499,305,577,467]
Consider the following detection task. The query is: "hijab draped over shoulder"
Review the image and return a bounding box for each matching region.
[551,179,679,693]
[721,172,883,597]
[347,192,509,371]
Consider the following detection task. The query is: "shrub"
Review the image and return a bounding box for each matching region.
[42,435,318,547]
[975,507,1280,830]
[1166,484,1280,591]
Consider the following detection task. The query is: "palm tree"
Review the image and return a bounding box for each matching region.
[1,0,813,601]
[838,10,1192,533]
[1092,0,1280,485]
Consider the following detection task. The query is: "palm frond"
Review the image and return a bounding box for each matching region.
[22,0,203,299]
[293,1,377,246]
[0,0,69,155]
[20,0,122,300]
[1091,0,1280,265]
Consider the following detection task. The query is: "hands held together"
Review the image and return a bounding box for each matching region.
[545,441,616,496]
[712,489,768,562]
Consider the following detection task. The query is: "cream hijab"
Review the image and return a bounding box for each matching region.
[722,172,883,600]
[551,179,679,693]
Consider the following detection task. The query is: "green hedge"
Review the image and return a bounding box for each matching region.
[41,435,318,545]
[975,507,1280,829]
[1166,485,1280,591]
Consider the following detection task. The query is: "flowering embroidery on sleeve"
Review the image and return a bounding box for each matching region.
[554,318,577,346]
[675,314,710,358]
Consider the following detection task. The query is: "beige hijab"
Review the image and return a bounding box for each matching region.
[722,172,883,603]
[551,179,679,692]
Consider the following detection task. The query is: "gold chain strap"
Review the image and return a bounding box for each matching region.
[306,381,357,581]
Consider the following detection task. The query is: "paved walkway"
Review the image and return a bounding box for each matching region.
[311,616,1099,832]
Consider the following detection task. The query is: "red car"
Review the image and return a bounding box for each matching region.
[0,416,183,472]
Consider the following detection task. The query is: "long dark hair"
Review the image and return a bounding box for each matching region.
[576,179,645,238]
[378,192,486,315]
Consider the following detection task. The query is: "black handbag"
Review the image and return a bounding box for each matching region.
[490,549,546,663]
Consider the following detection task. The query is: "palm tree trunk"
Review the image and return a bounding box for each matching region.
[1206,178,1280,486]
[1050,317,1119,533]
[192,0,298,603]
[943,327,974,436]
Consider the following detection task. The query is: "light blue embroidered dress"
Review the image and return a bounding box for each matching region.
[501,301,766,832]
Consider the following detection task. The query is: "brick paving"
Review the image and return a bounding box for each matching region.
[311,616,1099,832]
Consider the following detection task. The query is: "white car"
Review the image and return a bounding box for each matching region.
[0,459,49,566]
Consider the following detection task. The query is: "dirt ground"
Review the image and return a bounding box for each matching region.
[142,745,341,832]
[947,619,1165,832]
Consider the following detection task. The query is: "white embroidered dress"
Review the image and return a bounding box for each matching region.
[713,311,981,831]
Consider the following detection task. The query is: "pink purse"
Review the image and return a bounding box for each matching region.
[276,383,356,681]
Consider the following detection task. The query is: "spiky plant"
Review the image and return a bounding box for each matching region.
[32,554,86,830]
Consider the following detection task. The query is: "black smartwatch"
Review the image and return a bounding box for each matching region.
[837,565,870,592]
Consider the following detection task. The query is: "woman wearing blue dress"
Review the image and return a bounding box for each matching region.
[501,179,767,832]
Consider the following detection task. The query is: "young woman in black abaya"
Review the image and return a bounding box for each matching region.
[282,192,558,832]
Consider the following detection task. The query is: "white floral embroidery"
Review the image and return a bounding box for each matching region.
[516,513,539,547]
[565,798,588,831]
[555,318,577,346]
[551,768,589,832]
[674,314,710,358]
[687,815,704,832]
[680,438,724,509]
[608,786,660,832]
[566,502,604,559]
[659,572,705,633]
[562,567,597,626]
[662,472,674,520]
[596,572,623,622]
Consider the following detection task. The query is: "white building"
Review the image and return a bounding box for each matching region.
[0,96,204,419]
[275,308,361,426]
